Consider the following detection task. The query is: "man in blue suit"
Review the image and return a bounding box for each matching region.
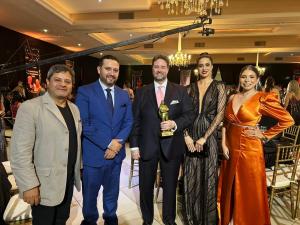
[76,55,133,225]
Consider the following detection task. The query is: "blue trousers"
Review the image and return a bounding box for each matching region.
[82,163,121,225]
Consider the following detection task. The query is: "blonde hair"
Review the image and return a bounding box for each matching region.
[287,80,300,96]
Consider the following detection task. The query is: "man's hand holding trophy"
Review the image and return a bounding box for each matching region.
[159,101,175,137]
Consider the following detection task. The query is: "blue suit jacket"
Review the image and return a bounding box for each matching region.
[76,81,133,167]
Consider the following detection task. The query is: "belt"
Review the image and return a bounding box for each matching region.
[228,121,257,129]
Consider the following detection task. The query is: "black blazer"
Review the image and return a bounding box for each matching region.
[130,81,195,160]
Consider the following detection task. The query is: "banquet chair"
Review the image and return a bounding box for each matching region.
[1,161,12,175]
[266,144,300,214]
[155,164,161,202]
[8,174,19,195]
[3,194,32,223]
[128,158,139,188]
[292,161,300,219]
[128,158,163,200]
[0,161,30,223]
[0,161,18,195]
[281,125,300,145]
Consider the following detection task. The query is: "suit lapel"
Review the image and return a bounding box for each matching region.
[93,81,113,122]
[112,87,120,123]
[164,81,174,106]
[149,83,158,109]
[43,93,67,128]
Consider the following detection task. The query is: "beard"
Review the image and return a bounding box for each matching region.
[153,73,167,82]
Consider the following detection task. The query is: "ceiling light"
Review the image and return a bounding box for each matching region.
[168,33,191,67]
[157,0,229,16]
[77,43,82,47]
[98,0,102,2]
[129,34,133,37]
[290,53,294,56]
[42,29,48,33]
[202,27,215,36]
[256,52,266,76]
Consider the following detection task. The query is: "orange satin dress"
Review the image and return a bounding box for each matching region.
[218,92,294,225]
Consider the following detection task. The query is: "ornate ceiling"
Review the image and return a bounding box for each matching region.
[1,0,300,64]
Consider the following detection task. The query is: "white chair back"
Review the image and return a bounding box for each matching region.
[3,194,31,222]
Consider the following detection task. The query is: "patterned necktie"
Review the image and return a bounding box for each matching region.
[106,88,114,115]
[156,86,164,106]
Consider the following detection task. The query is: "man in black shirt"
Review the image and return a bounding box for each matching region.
[11,64,82,225]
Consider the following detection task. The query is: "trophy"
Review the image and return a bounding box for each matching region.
[159,101,174,137]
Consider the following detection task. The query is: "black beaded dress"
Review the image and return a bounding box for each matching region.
[183,80,226,225]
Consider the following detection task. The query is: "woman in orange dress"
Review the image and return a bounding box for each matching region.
[218,65,294,225]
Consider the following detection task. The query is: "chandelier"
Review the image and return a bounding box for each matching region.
[256,52,266,76]
[169,32,191,67]
[157,0,229,16]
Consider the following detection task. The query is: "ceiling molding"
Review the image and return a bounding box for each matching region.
[35,0,74,24]
[1,0,300,64]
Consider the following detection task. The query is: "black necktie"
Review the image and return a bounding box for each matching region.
[106,88,114,115]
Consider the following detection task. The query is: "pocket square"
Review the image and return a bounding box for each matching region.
[170,100,179,105]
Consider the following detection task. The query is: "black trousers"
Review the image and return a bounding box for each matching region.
[31,177,74,225]
[139,151,181,225]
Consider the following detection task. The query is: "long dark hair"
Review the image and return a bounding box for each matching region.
[196,52,213,65]
[264,76,275,93]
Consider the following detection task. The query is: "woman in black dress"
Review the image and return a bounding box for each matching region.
[183,53,226,225]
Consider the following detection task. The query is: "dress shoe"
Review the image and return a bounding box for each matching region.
[80,220,97,225]
[103,215,118,225]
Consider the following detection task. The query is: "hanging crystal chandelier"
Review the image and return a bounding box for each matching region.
[168,32,191,67]
[157,0,229,16]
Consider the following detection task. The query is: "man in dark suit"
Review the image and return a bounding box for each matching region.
[76,55,133,225]
[130,55,194,225]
